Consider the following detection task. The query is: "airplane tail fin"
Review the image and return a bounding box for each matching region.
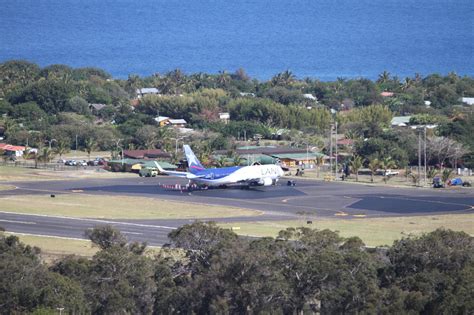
[184,145,205,174]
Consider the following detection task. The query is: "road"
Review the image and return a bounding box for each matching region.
[1,176,473,245]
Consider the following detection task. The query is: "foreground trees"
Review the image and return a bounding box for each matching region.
[1,222,473,314]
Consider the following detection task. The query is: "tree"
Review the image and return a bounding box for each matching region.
[85,225,127,250]
[441,168,454,184]
[379,157,397,183]
[349,155,363,181]
[53,138,70,159]
[84,137,97,161]
[368,158,379,183]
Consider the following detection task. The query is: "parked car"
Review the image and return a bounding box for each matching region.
[65,160,77,166]
[77,160,88,166]
[139,167,158,177]
[87,160,99,166]
[378,169,399,176]
[57,159,66,164]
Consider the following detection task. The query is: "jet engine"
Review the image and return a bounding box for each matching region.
[257,177,273,186]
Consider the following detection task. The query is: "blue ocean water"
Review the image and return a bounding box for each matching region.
[0,0,472,80]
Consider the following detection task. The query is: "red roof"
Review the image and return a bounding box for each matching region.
[380,91,394,97]
[336,139,354,146]
[0,143,26,152]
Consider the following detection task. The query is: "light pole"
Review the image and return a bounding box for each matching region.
[329,124,333,178]
[46,138,57,150]
[170,137,185,154]
[418,129,422,186]
[334,121,338,179]
[114,139,123,166]
[75,134,78,155]
[423,126,427,186]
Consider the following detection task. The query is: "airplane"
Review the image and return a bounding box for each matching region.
[153,145,285,188]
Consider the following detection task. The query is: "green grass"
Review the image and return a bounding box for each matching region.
[0,184,15,190]
[0,194,261,219]
[5,232,97,261]
[219,213,474,247]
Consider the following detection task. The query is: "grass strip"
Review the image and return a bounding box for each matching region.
[219,213,474,247]
[0,194,261,219]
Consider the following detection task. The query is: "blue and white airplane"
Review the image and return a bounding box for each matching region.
[154,145,284,187]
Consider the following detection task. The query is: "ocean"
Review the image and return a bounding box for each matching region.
[1,0,473,80]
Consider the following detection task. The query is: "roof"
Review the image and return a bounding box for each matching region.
[89,103,107,111]
[303,93,317,100]
[269,152,327,161]
[108,159,177,169]
[0,143,26,151]
[155,116,169,123]
[168,119,187,124]
[381,91,395,97]
[391,116,412,126]
[136,88,160,95]
[123,149,171,159]
[214,146,307,156]
[219,112,230,119]
[337,139,355,146]
[461,97,474,105]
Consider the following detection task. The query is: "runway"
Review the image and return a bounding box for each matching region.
[1,176,473,245]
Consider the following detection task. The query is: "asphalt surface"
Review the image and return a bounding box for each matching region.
[1,176,473,245]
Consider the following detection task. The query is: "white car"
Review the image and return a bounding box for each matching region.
[77,160,88,166]
[383,169,399,176]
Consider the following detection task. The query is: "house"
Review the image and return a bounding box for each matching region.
[239,92,255,97]
[269,152,328,168]
[123,149,172,160]
[303,94,317,101]
[154,116,187,127]
[89,103,107,112]
[136,88,160,98]
[381,91,395,97]
[168,119,187,128]
[391,116,412,127]
[336,138,355,147]
[461,97,474,105]
[219,112,230,124]
[0,143,26,157]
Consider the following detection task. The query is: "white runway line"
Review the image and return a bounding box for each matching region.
[0,219,36,225]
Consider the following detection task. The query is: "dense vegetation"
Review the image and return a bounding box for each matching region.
[0,60,473,167]
[0,224,472,314]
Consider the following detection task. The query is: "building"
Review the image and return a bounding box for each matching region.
[154,116,187,127]
[107,158,177,173]
[89,103,107,112]
[219,112,230,124]
[136,88,160,98]
[391,116,412,127]
[123,149,172,160]
[269,152,327,168]
[0,143,26,157]
[381,91,395,97]
[461,97,474,105]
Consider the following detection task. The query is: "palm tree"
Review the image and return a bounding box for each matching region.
[39,147,54,164]
[84,138,97,161]
[349,156,364,182]
[368,158,380,183]
[427,168,439,182]
[379,157,397,183]
[214,155,227,168]
[441,169,453,184]
[315,156,324,178]
[53,139,70,159]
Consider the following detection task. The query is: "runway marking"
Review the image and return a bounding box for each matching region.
[353,214,367,218]
[334,211,348,216]
[122,231,144,235]
[0,219,36,225]
[6,232,88,242]
[71,189,83,193]
[0,211,175,230]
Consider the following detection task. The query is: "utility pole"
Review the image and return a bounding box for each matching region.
[423,126,427,186]
[418,129,421,186]
[335,121,338,179]
[329,124,333,178]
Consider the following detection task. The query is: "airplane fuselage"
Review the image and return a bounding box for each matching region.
[191,164,284,186]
